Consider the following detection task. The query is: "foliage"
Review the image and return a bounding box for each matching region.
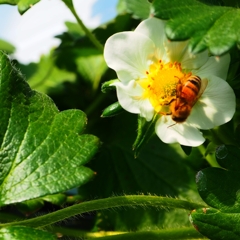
[152,0,240,55]
[0,0,239,239]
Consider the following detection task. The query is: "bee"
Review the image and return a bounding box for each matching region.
[169,74,208,124]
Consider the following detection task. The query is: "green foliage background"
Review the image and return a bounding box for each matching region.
[0,0,239,239]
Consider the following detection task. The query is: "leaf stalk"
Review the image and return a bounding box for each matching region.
[0,195,206,228]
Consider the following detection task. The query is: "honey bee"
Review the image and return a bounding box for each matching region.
[169,75,208,124]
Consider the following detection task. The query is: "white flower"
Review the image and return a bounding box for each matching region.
[103,17,236,147]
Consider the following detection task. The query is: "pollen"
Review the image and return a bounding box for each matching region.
[138,61,186,113]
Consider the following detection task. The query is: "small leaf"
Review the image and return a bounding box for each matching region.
[16,193,67,215]
[42,193,67,206]
[16,199,44,215]
[0,226,56,240]
[152,0,240,55]
[0,51,100,206]
[0,39,15,54]
[101,79,118,93]
[101,102,124,117]
[0,0,40,14]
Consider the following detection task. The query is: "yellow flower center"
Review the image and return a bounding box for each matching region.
[138,60,189,113]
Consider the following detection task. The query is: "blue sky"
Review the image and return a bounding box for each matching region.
[92,0,118,23]
[0,0,118,63]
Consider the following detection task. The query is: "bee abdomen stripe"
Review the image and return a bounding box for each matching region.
[188,79,201,87]
[186,84,199,94]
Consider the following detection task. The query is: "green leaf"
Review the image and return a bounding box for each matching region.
[76,48,107,91]
[16,193,66,215]
[80,112,203,231]
[101,79,118,93]
[196,145,240,212]
[42,193,67,206]
[16,199,44,216]
[101,102,124,117]
[152,0,240,55]
[132,114,158,157]
[0,226,56,240]
[19,53,76,94]
[55,47,107,92]
[190,145,240,239]
[0,0,40,14]
[0,51,100,206]
[190,208,240,240]
[0,39,15,54]
[117,0,151,19]
[65,21,85,38]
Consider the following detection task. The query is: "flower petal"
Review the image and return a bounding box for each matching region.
[165,40,209,70]
[193,53,230,80]
[187,75,236,129]
[155,116,205,146]
[112,80,155,121]
[135,18,167,60]
[104,31,155,83]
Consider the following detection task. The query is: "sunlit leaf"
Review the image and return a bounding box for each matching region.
[76,48,107,91]
[0,0,40,14]
[0,51,99,206]
[117,0,151,19]
[152,0,240,55]
[0,39,15,54]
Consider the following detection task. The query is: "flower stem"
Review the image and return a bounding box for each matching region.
[62,0,104,52]
[0,195,206,228]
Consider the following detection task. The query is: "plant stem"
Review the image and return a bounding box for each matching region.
[62,0,104,52]
[0,195,207,228]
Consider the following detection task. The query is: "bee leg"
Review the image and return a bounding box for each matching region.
[167,123,177,128]
[160,111,172,116]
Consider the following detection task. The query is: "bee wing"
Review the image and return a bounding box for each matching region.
[194,78,208,105]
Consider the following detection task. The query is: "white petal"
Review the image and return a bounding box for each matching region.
[165,40,209,69]
[155,116,205,146]
[193,53,230,80]
[104,31,156,83]
[135,18,167,60]
[112,80,155,121]
[187,75,236,129]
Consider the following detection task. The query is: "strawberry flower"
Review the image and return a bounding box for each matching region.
[103,17,236,147]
